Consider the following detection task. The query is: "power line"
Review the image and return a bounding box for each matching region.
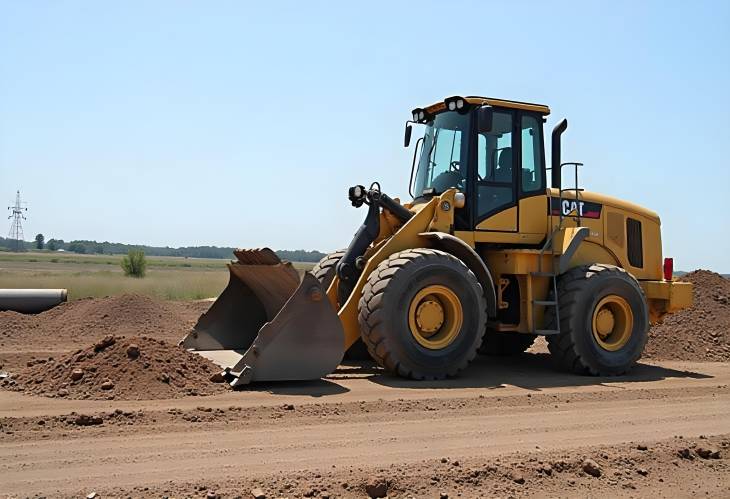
[7,190,28,252]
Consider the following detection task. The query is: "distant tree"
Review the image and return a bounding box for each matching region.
[121,249,147,277]
[46,239,58,251]
[94,244,104,254]
[67,241,86,254]
[34,234,44,250]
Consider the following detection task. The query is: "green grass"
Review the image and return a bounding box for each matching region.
[0,251,228,269]
[0,252,316,301]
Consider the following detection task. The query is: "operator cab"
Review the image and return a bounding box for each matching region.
[406,96,549,235]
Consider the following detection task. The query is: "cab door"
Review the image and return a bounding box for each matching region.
[517,113,548,237]
[474,110,518,232]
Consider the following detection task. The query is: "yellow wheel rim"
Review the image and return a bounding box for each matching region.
[408,285,463,350]
[591,295,633,351]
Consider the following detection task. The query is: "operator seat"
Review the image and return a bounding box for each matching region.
[495,147,512,183]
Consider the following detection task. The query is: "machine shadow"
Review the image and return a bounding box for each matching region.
[237,378,350,397]
[362,352,712,391]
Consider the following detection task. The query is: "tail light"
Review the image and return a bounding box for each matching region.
[663,257,674,281]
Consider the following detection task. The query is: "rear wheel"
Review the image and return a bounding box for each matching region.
[312,250,371,360]
[358,248,486,380]
[479,332,536,356]
[312,250,346,288]
[546,264,648,376]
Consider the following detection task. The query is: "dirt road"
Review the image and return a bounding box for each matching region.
[2,355,729,498]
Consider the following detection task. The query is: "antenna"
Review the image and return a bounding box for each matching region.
[7,190,28,252]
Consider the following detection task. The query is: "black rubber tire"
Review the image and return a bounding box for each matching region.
[311,250,346,289]
[546,264,649,376]
[311,250,372,361]
[479,332,536,356]
[358,248,487,380]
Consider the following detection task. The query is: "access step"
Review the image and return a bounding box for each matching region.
[535,329,561,335]
[533,300,557,306]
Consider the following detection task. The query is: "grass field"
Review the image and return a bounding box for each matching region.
[0,252,315,301]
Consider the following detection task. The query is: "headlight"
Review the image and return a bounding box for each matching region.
[410,108,428,123]
[444,96,467,113]
[454,192,466,208]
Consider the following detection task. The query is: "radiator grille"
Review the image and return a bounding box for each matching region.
[626,218,643,268]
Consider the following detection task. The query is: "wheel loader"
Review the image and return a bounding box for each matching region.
[182,95,692,386]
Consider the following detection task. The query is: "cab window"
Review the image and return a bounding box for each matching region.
[476,111,514,218]
[520,114,544,193]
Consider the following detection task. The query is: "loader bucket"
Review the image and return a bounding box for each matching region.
[180,248,345,387]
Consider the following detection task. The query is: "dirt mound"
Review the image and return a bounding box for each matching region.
[3,335,229,400]
[645,270,730,361]
[0,294,210,352]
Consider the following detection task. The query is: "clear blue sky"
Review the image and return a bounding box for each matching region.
[1,1,728,272]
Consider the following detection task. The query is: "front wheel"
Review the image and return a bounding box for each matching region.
[546,264,649,376]
[358,248,486,380]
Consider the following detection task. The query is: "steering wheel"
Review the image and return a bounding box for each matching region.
[431,170,465,193]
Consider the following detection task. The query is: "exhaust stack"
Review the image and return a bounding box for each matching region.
[551,119,568,189]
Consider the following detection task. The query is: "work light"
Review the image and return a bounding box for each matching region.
[444,96,467,113]
[411,108,428,123]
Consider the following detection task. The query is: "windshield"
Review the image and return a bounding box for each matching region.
[412,111,470,197]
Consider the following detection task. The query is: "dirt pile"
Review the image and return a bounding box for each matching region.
[0,294,209,351]
[3,335,228,400]
[645,270,730,361]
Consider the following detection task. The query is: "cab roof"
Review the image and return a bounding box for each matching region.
[424,96,550,116]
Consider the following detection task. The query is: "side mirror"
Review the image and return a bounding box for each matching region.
[477,106,493,132]
[404,123,413,147]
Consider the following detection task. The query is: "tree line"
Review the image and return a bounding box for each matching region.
[0,235,327,263]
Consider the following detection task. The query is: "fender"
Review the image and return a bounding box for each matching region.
[554,227,590,274]
[419,231,498,318]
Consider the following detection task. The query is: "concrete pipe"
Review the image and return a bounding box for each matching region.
[0,289,68,313]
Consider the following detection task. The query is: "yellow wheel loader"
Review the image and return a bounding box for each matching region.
[181,96,692,386]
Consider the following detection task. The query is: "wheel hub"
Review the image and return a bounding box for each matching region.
[595,308,615,338]
[415,298,444,335]
[591,295,633,352]
[408,285,463,350]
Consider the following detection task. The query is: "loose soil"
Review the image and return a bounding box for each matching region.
[1,373,728,498]
[0,293,208,350]
[89,434,730,499]
[0,274,728,497]
[3,335,228,400]
[0,294,209,371]
[645,270,730,362]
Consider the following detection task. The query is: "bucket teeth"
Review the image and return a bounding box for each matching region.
[233,248,281,265]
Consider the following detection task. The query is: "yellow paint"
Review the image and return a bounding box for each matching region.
[591,295,633,351]
[476,206,518,231]
[553,227,586,255]
[337,198,438,348]
[549,188,660,223]
[408,284,463,350]
[453,230,476,247]
[641,280,693,323]
[606,211,625,248]
[566,241,620,269]
[519,194,548,235]
[471,230,544,245]
[321,145,687,342]
[428,189,457,233]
